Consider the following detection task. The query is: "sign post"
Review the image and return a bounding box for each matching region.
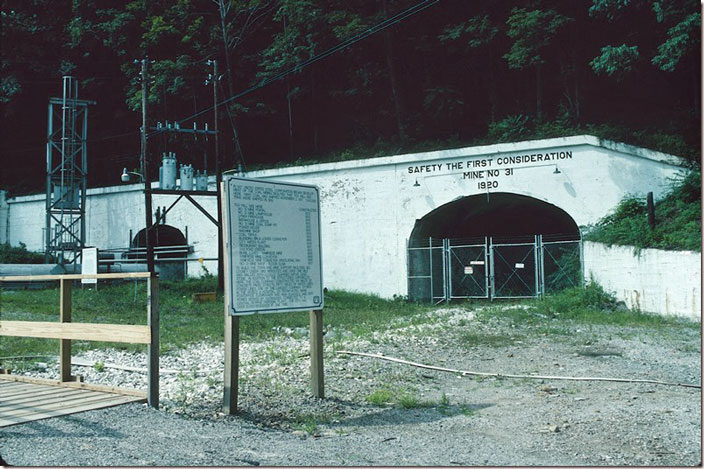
[221,177,324,413]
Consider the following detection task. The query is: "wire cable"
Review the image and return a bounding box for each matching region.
[150,0,440,136]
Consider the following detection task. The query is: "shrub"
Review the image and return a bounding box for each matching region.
[584,170,701,251]
[0,242,46,263]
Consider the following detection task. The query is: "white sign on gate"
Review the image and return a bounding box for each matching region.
[224,177,323,315]
[81,247,98,285]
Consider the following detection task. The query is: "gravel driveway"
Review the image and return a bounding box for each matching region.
[1,306,700,466]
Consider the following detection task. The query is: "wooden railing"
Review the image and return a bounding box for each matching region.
[0,272,159,408]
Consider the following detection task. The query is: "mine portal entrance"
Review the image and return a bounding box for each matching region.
[407,193,582,302]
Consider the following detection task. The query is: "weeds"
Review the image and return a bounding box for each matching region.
[584,170,701,252]
[366,388,393,406]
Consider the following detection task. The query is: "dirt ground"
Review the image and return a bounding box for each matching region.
[1,306,701,466]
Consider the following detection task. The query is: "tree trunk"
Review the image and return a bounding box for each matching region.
[573,56,580,122]
[217,0,245,170]
[535,64,543,122]
[286,79,294,160]
[311,66,318,154]
[382,0,406,142]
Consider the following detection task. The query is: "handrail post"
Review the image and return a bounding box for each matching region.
[147,274,159,408]
[59,278,72,382]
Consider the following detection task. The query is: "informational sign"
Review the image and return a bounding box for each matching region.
[464,266,473,275]
[224,177,323,315]
[515,263,525,269]
[81,247,98,284]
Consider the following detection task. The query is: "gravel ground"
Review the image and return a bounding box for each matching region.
[1,306,701,466]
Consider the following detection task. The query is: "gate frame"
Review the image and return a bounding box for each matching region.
[490,236,541,299]
[447,237,489,300]
[407,235,583,302]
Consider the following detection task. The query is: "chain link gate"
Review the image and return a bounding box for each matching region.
[407,238,447,304]
[407,235,582,302]
[447,238,489,299]
[490,237,540,299]
[540,235,584,295]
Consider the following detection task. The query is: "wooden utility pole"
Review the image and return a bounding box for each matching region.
[220,182,238,414]
[141,58,155,274]
[212,59,225,293]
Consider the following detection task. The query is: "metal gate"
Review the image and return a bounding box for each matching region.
[447,238,489,299]
[490,237,539,299]
[407,235,582,303]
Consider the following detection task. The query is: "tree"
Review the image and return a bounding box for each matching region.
[257,0,322,159]
[503,7,573,122]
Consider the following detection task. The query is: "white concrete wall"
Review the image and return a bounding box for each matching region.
[584,241,701,319]
[3,135,690,300]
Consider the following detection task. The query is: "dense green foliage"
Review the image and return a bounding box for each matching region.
[0,242,46,263]
[1,0,700,195]
[584,170,701,251]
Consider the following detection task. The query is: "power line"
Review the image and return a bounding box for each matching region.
[4,1,438,163]
[154,0,440,136]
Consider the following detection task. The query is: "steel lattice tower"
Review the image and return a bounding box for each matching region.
[45,76,95,269]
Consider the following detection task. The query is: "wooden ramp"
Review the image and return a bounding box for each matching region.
[0,380,145,428]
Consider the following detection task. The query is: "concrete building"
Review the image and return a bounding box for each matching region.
[1,135,699,318]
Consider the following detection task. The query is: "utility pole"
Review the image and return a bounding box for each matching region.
[208,59,225,292]
[140,57,155,274]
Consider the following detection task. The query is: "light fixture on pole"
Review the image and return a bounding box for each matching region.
[121,168,145,183]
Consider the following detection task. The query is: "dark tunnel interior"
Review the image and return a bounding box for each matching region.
[409,192,580,245]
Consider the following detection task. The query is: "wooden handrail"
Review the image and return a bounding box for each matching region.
[0,272,152,282]
[0,321,151,344]
[0,273,159,408]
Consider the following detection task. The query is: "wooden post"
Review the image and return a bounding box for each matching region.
[221,181,239,414]
[147,275,159,408]
[59,278,72,382]
[223,314,239,414]
[647,192,655,229]
[309,309,324,398]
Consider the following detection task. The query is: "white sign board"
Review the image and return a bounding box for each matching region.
[81,247,98,284]
[224,177,323,315]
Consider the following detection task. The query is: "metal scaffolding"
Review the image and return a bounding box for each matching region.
[45,76,95,269]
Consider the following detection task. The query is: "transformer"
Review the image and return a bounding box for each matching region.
[180,164,194,190]
[159,152,177,189]
[195,170,208,191]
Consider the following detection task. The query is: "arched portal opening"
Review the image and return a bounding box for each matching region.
[130,225,188,280]
[409,192,579,245]
[408,193,582,302]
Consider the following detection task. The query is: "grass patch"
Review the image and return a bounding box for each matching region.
[290,412,334,435]
[530,282,699,329]
[474,282,699,332]
[0,282,436,360]
[366,388,394,405]
[365,385,436,409]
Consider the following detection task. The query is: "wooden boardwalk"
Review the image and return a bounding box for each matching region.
[0,380,145,428]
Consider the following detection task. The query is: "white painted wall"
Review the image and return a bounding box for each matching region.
[3,135,691,303]
[584,241,701,319]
